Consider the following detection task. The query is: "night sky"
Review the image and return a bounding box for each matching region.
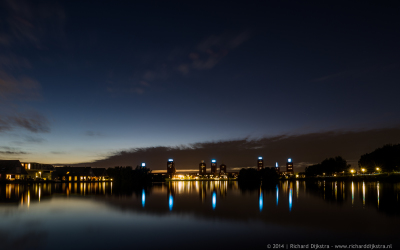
[1,1,399,171]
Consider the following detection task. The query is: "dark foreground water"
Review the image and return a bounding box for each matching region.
[0,180,399,250]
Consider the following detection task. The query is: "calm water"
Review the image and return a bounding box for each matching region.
[0,181,399,250]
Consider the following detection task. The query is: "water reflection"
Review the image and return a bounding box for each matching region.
[212,191,216,210]
[0,180,399,217]
[142,189,145,207]
[169,194,173,211]
[289,182,293,211]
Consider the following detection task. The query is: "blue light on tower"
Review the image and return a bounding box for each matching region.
[169,194,173,211]
[276,162,278,168]
[212,159,216,163]
[141,162,146,167]
[142,189,145,207]
[259,191,263,212]
[168,159,173,162]
[288,158,292,163]
[212,191,216,210]
[258,157,262,160]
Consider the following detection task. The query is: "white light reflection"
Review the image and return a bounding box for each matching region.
[377,182,380,208]
[363,182,365,206]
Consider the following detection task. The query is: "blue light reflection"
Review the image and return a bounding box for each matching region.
[276,184,279,206]
[212,191,216,210]
[142,189,145,207]
[259,191,263,211]
[289,187,293,211]
[169,194,173,211]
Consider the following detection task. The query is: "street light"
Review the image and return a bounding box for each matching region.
[350,169,355,173]
[39,171,41,179]
[361,168,366,174]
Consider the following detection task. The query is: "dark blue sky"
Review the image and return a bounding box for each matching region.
[1,0,399,169]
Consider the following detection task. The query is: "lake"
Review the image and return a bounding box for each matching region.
[0,180,398,250]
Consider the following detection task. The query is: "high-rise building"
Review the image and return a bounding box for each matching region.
[220,164,227,174]
[167,159,175,177]
[257,157,264,170]
[211,159,217,175]
[275,162,280,174]
[286,158,293,174]
[199,160,206,175]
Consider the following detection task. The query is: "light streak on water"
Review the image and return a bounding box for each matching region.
[169,194,173,211]
[142,189,145,207]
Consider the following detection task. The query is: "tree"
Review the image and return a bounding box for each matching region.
[358,144,400,172]
[305,156,350,176]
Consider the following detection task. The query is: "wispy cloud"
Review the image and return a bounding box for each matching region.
[0,70,41,101]
[0,146,29,155]
[85,131,103,137]
[0,112,50,133]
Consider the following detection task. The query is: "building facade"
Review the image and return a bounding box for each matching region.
[257,157,264,170]
[199,160,206,175]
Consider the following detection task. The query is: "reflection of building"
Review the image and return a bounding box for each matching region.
[220,164,227,174]
[286,158,293,174]
[0,160,28,180]
[167,159,176,178]
[199,160,206,175]
[211,159,217,175]
[257,157,263,170]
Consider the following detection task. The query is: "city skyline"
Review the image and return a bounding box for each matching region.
[1,1,399,170]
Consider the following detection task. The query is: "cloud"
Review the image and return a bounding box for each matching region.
[85,131,103,137]
[0,146,29,155]
[25,136,45,143]
[75,126,400,172]
[50,151,65,155]
[2,0,66,48]
[0,112,50,133]
[0,70,41,101]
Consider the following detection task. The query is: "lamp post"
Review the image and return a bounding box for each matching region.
[361,168,366,175]
[39,171,42,179]
[350,169,355,176]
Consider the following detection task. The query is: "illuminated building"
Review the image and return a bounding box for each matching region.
[275,162,280,174]
[0,160,28,180]
[167,159,176,178]
[199,160,206,175]
[141,163,146,167]
[257,157,263,170]
[211,159,217,175]
[286,158,293,174]
[220,164,227,174]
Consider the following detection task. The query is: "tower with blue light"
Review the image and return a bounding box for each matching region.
[257,157,264,170]
[275,162,280,174]
[286,158,293,174]
[167,159,175,178]
[199,160,207,175]
[211,159,217,175]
